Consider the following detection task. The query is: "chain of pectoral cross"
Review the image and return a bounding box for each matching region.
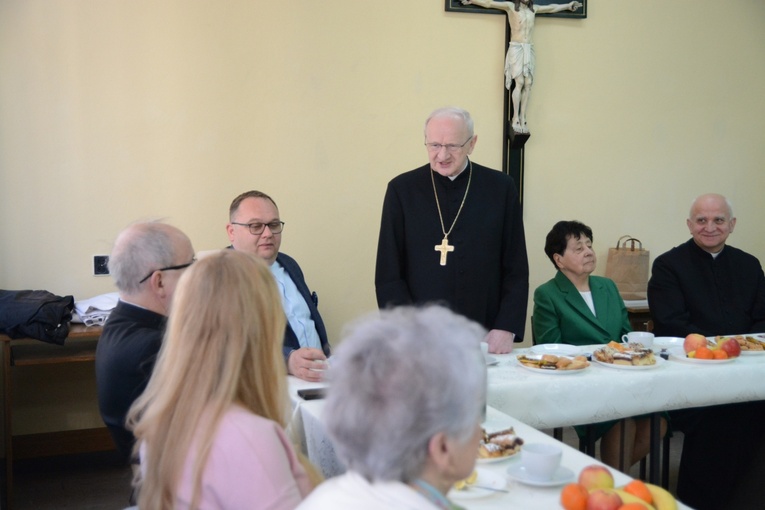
[431,161,473,266]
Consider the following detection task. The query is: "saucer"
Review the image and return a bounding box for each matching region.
[506,464,575,487]
[448,468,507,500]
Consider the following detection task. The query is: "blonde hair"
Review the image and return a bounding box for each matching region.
[127,250,288,509]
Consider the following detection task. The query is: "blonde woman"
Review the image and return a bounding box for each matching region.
[127,250,312,509]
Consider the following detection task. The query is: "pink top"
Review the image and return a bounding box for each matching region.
[166,405,311,509]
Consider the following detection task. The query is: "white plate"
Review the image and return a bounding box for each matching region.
[517,360,589,375]
[506,464,575,487]
[653,337,684,349]
[448,468,507,500]
[667,348,735,364]
[714,334,765,355]
[592,356,665,370]
[528,343,581,356]
[481,416,513,434]
[486,355,500,366]
[477,450,521,464]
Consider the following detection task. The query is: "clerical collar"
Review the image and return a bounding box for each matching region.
[432,160,470,183]
[691,239,725,259]
[447,160,469,181]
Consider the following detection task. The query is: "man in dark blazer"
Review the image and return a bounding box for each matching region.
[227,190,330,382]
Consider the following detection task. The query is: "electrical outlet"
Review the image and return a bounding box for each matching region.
[94,255,110,276]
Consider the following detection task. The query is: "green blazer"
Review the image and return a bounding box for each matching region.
[532,271,631,346]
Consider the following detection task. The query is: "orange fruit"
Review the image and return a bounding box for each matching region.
[695,346,714,360]
[618,504,651,510]
[623,479,653,504]
[560,482,589,510]
[712,349,729,360]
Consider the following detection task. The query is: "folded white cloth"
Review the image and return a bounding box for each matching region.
[73,292,120,326]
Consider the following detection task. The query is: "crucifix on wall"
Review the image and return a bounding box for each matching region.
[446,0,586,202]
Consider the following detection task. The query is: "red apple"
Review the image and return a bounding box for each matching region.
[578,464,614,490]
[719,338,742,358]
[586,489,622,510]
[684,333,708,354]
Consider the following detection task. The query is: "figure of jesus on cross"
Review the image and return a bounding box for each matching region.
[461,0,582,134]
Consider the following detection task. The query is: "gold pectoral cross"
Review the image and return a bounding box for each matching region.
[434,236,454,266]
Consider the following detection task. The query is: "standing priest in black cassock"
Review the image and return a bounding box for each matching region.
[375,106,529,353]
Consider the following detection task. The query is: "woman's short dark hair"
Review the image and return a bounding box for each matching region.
[544,220,593,270]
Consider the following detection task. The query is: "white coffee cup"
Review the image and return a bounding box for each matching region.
[521,443,562,482]
[480,342,489,358]
[621,331,654,349]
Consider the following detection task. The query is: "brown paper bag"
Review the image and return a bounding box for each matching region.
[604,236,649,300]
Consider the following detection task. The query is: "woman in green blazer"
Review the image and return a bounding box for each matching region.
[532,221,664,470]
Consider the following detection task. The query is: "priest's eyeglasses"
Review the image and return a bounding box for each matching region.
[231,221,285,236]
[424,137,473,153]
[139,258,196,284]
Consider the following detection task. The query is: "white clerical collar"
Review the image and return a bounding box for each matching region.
[448,160,469,181]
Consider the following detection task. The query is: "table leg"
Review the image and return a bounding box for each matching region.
[619,419,626,472]
[3,340,14,509]
[661,431,671,489]
[649,412,660,484]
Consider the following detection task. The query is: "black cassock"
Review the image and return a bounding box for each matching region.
[375,161,529,340]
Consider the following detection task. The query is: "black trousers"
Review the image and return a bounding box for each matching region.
[671,401,765,510]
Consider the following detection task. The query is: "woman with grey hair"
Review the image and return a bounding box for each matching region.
[297,305,487,510]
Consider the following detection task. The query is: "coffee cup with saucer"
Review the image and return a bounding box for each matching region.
[621,331,654,349]
[506,443,575,487]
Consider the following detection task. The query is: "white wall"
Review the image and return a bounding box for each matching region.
[1,0,764,433]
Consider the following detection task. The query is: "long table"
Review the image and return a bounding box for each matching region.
[486,345,765,430]
[487,344,765,486]
[287,377,691,509]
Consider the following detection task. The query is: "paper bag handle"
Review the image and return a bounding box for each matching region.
[615,235,643,251]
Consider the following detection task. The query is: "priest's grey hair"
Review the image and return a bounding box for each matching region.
[424,107,475,138]
[324,305,487,483]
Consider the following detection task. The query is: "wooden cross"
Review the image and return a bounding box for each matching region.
[446,0,586,204]
[435,236,455,266]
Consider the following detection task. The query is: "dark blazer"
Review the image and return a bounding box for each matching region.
[532,271,631,345]
[226,247,331,360]
[276,252,331,361]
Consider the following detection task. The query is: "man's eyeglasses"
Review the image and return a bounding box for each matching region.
[231,221,285,236]
[424,136,473,153]
[139,258,196,284]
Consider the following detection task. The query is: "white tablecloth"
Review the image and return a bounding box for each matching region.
[288,378,346,478]
[287,377,691,510]
[487,345,765,429]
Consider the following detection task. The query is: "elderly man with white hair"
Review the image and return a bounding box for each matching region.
[96,221,195,463]
[296,305,486,510]
[648,193,765,509]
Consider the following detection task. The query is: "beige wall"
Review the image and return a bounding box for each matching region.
[1,1,764,433]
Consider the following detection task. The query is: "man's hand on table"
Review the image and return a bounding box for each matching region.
[486,329,515,354]
[288,347,328,382]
